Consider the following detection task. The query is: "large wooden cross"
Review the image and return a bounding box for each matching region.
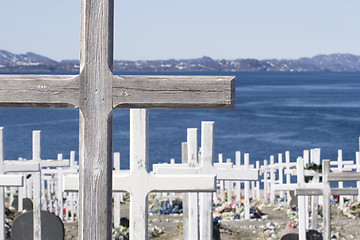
[0,1,234,239]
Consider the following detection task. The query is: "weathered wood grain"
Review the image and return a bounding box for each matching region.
[78,0,114,239]
[0,75,79,108]
[323,160,331,240]
[199,122,214,240]
[0,74,235,109]
[328,171,360,182]
[113,75,235,109]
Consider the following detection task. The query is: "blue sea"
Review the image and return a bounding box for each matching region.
[1,72,360,170]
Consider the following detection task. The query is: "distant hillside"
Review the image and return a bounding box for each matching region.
[1,50,360,73]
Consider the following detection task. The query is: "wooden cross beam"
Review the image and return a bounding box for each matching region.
[0,1,234,238]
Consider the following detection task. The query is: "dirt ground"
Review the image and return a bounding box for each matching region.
[63,203,360,240]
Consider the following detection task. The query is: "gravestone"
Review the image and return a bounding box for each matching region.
[11,210,64,240]
[280,229,323,240]
[11,198,33,211]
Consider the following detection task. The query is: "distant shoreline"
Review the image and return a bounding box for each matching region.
[1,50,360,73]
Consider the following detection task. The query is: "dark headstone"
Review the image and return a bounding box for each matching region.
[120,217,129,228]
[280,233,298,240]
[280,229,323,240]
[279,228,298,240]
[11,210,64,240]
[306,230,323,240]
[11,198,33,211]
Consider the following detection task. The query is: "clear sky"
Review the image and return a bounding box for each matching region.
[1,0,359,61]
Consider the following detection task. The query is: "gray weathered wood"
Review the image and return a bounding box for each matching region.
[0,75,79,108]
[327,172,360,182]
[78,1,113,239]
[199,122,214,240]
[112,75,235,109]
[0,75,234,109]
[323,160,331,240]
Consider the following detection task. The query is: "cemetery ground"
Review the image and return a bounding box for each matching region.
[57,195,360,240]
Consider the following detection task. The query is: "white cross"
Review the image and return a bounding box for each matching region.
[63,109,217,240]
[295,159,360,240]
[1,1,234,239]
[155,122,258,237]
[0,127,24,239]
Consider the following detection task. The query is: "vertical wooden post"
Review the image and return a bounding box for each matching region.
[285,151,291,204]
[129,109,149,240]
[226,158,232,202]
[278,153,284,199]
[263,160,268,201]
[182,142,188,164]
[218,153,225,202]
[256,161,261,201]
[187,128,199,240]
[0,127,4,240]
[322,160,331,240]
[199,121,214,240]
[57,154,64,220]
[32,130,42,240]
[251,181,255,200]
[235,151,241,205]
[47,178,52,213]
[41,175,46,211]
[244,153,250,220]
[182,142,189,240]
[303,150,309,229]
[337,150,344,205]
[356,152,360,202]
[311,148,321,230]
[17,172,24,211]
[297,157,306,240]
[269,155,275,202]
[78,0,114,238]
[114,152,121,229]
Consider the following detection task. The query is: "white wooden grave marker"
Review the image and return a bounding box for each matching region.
[64,109,217,240]
[0,1,234,238]
[295,159,360,240]
[156,122,258,239]
[0,127,24,239]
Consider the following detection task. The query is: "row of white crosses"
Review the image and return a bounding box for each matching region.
[263,147,360,204]
[154,121,258,239]
[260,146,360,240]
[63,109,218,240]
[41,151,79,221]
[0,127,27,239]
[295,158,360,240]
[1,128,72,239]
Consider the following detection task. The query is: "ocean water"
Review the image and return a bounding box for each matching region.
[1,72,360,170]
